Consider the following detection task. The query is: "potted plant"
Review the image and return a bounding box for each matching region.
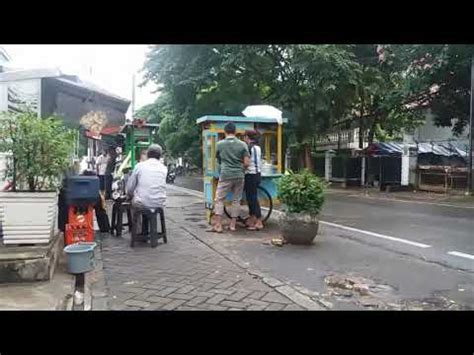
[0,110,75,245]
[277,170,326,245]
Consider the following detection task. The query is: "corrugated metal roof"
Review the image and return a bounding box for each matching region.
[367,142,467,158]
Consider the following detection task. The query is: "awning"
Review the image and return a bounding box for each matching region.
[365,142,467,158]
[366,142,404,156]
[83,125,122,140]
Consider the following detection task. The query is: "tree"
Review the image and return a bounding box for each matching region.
[384,45,474,136]
[142,45,360,170]
[0,110,75,191]
[347,45,427,146]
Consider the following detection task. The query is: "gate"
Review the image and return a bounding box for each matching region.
[367,156,401,187]
[331,156,361,186]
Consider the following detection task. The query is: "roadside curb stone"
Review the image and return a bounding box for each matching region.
[89,238,110,310]
[275,285,324,310]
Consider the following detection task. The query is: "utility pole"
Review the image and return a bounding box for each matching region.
[468,56,474,194]
[131,73,136,119]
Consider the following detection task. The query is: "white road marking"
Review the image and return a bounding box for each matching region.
[447,251,474,260]
[169,184,433,249]
[318,221,432,248]
[342,193,474,210]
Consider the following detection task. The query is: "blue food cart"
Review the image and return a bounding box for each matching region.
[196,115,287,223]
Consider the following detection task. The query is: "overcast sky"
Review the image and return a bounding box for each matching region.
[1,45,158,117]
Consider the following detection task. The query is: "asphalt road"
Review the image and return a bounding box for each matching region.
[174,175,474,270]
[171,176,474,309]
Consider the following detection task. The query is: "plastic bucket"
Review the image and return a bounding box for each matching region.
[64,242,97,274]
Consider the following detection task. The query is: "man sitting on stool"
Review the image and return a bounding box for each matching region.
[126,144,167,245]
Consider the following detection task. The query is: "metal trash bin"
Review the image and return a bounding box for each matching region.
[64,242,97,274]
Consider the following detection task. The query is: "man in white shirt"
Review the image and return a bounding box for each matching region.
[96,151,109,193]
[126,144,167,210]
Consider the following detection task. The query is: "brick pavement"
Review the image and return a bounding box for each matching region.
[101,213,304,311]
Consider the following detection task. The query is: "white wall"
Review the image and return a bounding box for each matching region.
[413,110,469,143]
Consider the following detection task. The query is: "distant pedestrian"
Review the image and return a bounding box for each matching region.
[105,147,116,200]
[208,122,250,233]
[96,150,108,194]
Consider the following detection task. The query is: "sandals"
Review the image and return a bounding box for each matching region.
[247,225,264,231]
[206,226,223,233]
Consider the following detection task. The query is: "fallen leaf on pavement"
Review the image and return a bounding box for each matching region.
[271,238,284,247]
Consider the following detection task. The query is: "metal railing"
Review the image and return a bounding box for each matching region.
[314,128,368,150]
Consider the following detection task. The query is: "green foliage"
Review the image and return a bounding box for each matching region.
[0,110,75,191]
[385,44,474,135]
[142,45,361,166]
[141,44,474,168]
[277,170,326,215]
[347,45,428,145]
[135,102,163,124]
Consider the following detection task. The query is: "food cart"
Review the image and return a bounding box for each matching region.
[110,119,159,236]
[115,119,159,176]
[196,115,287,223]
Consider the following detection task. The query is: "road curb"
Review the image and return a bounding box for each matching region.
[79,236,109,311]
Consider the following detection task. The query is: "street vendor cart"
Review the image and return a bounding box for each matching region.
[196,115,287,223]
[116,119,160,174]
[109,119,159,236]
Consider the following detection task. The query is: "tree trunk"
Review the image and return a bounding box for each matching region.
[303,143,313,171]
[359,126,365,149]
[28,176,35,192]
[298,149,305,170]
[367,119,378,145]
[359,99,365,149]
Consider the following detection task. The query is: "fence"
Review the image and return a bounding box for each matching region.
[418,167,468,192]
[313,156,325,178]
[331,156,362,186]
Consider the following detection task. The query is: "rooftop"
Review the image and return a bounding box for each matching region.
[0,67,130,106]
[0,47,11,62]
[196,115,288,125]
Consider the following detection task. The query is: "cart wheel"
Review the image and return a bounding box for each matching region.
[223,186,273,223]
[258,186,273,223]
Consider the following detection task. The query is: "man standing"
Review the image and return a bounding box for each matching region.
[96,150,108,194]
[209,122,250,233]
[104,147,116,200]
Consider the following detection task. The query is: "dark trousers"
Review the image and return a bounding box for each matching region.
[98,175,105,191]
[244,174,262,219]
[105,174,113,199]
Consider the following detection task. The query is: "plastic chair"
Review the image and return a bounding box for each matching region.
[131,207,167,248]
[111,199,133,237]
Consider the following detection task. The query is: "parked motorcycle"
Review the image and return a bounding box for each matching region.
[166,169,176,184]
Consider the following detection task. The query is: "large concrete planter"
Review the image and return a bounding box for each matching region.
[0,191,58,245]
[279,212,319,245]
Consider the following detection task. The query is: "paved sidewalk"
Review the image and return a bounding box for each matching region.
[100,192,309,310]
[0,251,74,310]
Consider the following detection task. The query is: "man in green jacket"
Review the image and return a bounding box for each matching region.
[209,122,250,233]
